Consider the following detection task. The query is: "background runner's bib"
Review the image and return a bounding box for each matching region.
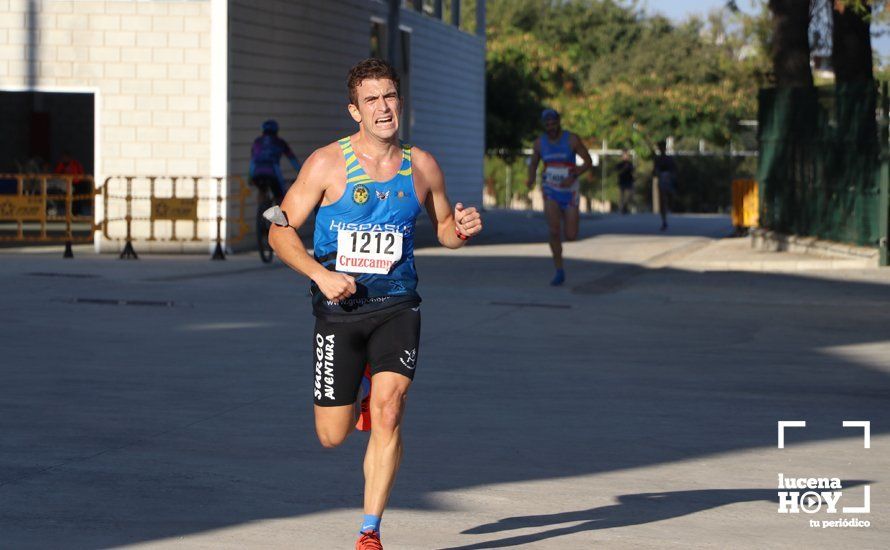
[311,137,423,319]
[540,131,577,192]
[542,166,571,188]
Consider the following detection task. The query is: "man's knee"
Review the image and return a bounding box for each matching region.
[372,389,408,433]
[548,226,561,240]
[564,230,578,242]
[315,415,353,448]
[316,427,350,449]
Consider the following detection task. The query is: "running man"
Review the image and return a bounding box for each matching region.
[526,108,592,286]
[652,140,678,231]
[249,119,302,203]
[268,58,482,550]
[615,150,635,215]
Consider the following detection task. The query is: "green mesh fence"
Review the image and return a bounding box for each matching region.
[757,83,881,247]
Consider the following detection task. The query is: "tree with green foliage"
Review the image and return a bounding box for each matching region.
[485,0,763,155]
[485,32,559,158]
[482,0,771,211]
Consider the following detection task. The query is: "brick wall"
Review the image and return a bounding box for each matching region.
[0,0,211,181]
[0,0,213,251]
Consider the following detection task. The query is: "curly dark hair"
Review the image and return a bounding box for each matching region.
[347,58,401,105]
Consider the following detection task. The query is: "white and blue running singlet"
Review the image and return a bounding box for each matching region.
[540,131,579,210]
[311,137,424,319]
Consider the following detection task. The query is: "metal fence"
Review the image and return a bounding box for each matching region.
[100,175,251,259]
[484,145,758,214]
[0,174,254,259]
[0,173,96,256]
[757,83,887,253]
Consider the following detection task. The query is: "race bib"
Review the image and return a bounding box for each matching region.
[543,166,570,187]
[336,230,403,274]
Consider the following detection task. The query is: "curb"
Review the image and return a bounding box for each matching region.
[750,228,878,266]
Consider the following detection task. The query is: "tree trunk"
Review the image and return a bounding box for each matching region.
[832,2,873,83]
[768,0,814,87]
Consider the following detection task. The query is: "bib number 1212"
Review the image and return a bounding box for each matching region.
[351,231,396,255]
[336,230,404,274]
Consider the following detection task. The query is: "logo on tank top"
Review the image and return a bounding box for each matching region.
[376,190,390,201]
[353,184,369,205]
[390,280,406,293]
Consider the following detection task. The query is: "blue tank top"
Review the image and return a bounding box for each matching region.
[539,131,577,191]
[311,137,424,320]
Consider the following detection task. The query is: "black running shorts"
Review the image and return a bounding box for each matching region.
[312,306,421,407]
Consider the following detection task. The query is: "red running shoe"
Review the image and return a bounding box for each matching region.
[356,364,372,432]
[355,529,383,550]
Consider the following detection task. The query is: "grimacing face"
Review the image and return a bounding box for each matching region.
[348,78,401,139]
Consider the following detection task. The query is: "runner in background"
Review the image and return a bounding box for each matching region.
[615,150,634,215]
[526,109,592,286]
[652,141,678,231]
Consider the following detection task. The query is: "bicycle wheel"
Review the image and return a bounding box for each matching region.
[256,198,275,263]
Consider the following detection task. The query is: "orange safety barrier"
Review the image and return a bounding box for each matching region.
[731,178,759,229]
[100,175,251,259]
[0,173,97,257]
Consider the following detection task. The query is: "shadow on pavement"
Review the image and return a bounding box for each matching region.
[440,483,868,549]
[0,213,888,548]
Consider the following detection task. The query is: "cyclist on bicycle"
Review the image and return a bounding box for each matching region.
[250,119,302,203]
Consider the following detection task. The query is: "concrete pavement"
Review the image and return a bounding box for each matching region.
[1,211,888,549]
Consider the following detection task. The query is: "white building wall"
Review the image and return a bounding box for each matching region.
[0,0,213,251]
[0,0,212,178]
[401,9,485,205]
[228,0,382,184]
[227,0,484,244]
[1,0,483,252]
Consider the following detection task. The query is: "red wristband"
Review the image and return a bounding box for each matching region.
[455,225,469,241]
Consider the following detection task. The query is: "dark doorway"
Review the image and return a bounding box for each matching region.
[0,91,95,180]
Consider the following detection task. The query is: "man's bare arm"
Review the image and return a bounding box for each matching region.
[414,148,482,249]
[268,147,356,302]
[570,134,593,177]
